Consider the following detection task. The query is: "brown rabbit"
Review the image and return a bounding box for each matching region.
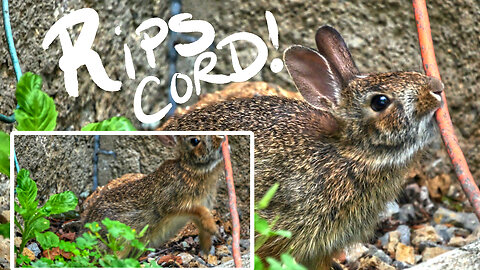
[79,135,225,256]
[161,26,443,269]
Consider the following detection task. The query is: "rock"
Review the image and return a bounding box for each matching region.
[405,183,421,201]
[216,245,230,257]
[393,260,412,269]
[358,256,395,270]
[397,225,411,245]
[398,204,416,223]
[1,211,9,223]
[178,253,194,264]
[412,225,442,246]
[367,245,392,265]
[380,201,400,219]
[421,247,449,262]
[379,232,389,248]
[0,236,9,262]
[448,236,467,247]
[239,239,249,249]
[418,241,440,252]
[22,248,36,261]
[426,174,451,200]
[345,243,368,263]
[433,207,480,232]
[434,224,452,243]
[215,253,250,268]
[395,243,415,265]
[207,254,218,265]
[387,231,400,255]
[448,226,471,237]
[408,239,480,270]
[27,243,41,257]
[420,186,435,214]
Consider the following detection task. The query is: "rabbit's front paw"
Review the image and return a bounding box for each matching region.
[202,216,217,235]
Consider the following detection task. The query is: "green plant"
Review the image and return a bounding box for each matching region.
[14,72,58,131]
[254,183,307,270]
[13,72,137,132]
[14,169,78,258]
[81,116,137,131]
[0,131,10,177]
[21,218,158,268]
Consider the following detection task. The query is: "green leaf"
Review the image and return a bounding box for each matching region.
[256,183,279,210]
[266,257,283,270]
[30,257,54,268]
[30,218,50,235]
[16,169,38,212]
[254,255,265,270]
[16,253,32,266]
[254,213,270,235]
[35,231,59,250]
[81,116,136,131]
[273,230,292,238]
[0,223,9,238]
[280,253,308,270]
[41,191,78,216]
[59,240,77,253]
[84,222,101,233]
[15,72,57,131]
[76,232,98,250]
[0,132,10,177]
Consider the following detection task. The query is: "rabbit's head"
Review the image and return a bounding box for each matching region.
[159,135,225,172]
[284,26,443,168]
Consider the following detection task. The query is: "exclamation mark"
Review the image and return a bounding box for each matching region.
[265,11,283,73]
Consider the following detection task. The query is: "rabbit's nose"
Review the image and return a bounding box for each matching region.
[428,76,444,96]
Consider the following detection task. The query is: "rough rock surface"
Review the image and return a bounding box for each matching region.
[408,239,480,270]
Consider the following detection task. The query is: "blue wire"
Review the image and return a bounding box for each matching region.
[1,0,21,123]
[2,0,21,172]
[2,0,22,81]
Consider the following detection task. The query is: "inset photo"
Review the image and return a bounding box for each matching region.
[11,132,252,268]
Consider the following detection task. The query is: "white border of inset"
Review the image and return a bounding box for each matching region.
[10,131,254,270]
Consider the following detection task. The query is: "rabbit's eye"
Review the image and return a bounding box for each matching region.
[370,95,391,112]
[190,138,200,146]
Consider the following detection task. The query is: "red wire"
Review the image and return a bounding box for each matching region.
[413,0,480,220]
[222,135,242,267]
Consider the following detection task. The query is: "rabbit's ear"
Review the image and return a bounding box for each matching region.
[158,135,177,147]
[315,25,359,84]
[284,45,342,108]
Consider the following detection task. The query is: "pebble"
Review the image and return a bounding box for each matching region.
[379,232,389,248]
[22,248,36,261]
[367,245,392,264]
[392,260,412,269]
[434,224,452,243]
[421,246,449,261]
[380,201,400,219]
[239,239,249,250]
[397,225,411,245]
[0,236,9,262]
[387,231,400,255]
[412,225,442,246]
[27,243,41,257]
[207,254,218,265]
[398,204,416,223]
[216,245,230,257]
[345,243,368,263]
[359,256,395,270]
[433,207,480,232]
[448,226,471,238]
[447,236,467,247]
[177,253,194,264]
[420,186,435,214]
[395,243,415,265]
